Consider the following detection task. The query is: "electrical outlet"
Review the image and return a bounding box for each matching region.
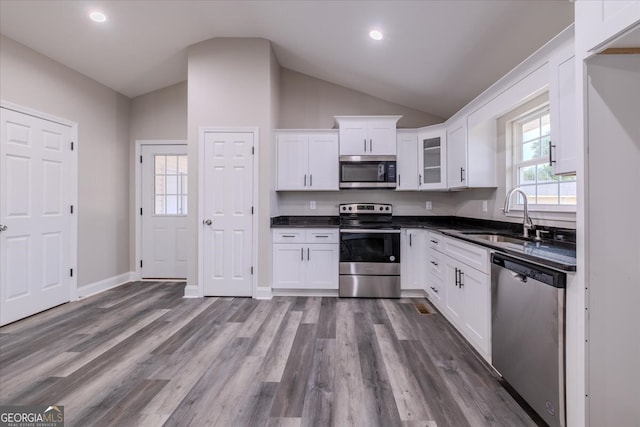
[482,200,488,212]
[310,201,316,210]
[425,201,432,211]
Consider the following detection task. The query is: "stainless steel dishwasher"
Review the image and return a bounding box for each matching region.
[491,253,566,427]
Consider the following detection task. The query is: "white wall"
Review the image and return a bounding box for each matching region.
[187,38,279,293]
[0,35,131,288]
[279,68,443,129]
[129,81,188,271]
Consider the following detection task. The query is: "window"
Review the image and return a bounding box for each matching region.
[154,155,188,215]
[512,107,576,210]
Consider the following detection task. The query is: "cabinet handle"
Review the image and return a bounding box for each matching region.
[364,139,367,152]
[460,271,464,288]
[549,140,556,166]
[282,235,296,238]
[430,286,439,293]
[430,239,438,244]
[398,174,401,187]
[460,167,466,182]
[419,174,422,185]
[304,174,307,186]
[301,247,304,261]
[431,260,438,266]
[455,268,459,287]
[307,247,310,261]
[409,233,412,247]
[315,235,329,238]
[309,174,312,187]
[369,139,372,152]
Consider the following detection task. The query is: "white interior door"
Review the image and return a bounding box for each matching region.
[202,131,253,296]
[141,144,188,279]
[1,107,73,325]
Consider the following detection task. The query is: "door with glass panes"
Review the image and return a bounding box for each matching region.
[141,145,188,279]
[417,125,447,190]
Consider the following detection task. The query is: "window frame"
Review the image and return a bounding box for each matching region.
[509,105,576,213]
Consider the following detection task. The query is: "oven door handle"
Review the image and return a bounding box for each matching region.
[340,229,401,234]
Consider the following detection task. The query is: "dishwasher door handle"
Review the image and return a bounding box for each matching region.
[512,272,528,283]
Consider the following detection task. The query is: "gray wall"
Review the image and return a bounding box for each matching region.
[279,68,442,129]
[453,92,576,229]
[129,81,188,271]
[187,38,279,292]
[0,35,131,288]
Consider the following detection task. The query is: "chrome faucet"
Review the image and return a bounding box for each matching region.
[503,187,535,238]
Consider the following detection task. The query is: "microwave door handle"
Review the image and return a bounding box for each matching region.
[363,139,367,153]
[369,139,372,152]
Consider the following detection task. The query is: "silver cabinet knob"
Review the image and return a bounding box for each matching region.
[203,219,212,226]
[0,225,7,232]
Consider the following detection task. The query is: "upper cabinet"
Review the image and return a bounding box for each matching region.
[396,130,419,191]
[276,131,339,191]
[549,37,577,175]
[335,116,401,156]
[446,117,496,190]
[446,118,469,189]
[418,124,447,190]
[576,0,640,55]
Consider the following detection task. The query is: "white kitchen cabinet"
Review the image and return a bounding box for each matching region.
[396,130,419,190]
[446,117,496,190]
[335,116,401,156]
[425,231,445,310]
[549,36,577,175]
[418,124,447,190]
[576,0,640,55]
[401,228,425,290]
[440,235,491,361]
[276,131,339,191]
[272,228,339,290]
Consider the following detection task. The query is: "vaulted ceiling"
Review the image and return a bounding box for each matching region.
[0,0,574,119]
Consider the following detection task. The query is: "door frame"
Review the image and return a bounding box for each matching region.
[0,100,78,302]
[134,139,187,281]
[196,127,259,298]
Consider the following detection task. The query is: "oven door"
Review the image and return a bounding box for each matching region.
[339,229,400,272]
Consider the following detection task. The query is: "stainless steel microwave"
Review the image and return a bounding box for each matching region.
[339,155,397,189]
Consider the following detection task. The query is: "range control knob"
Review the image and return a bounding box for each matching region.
[348,206,352,211]
[386,206,390,211]
[379,207,383,211]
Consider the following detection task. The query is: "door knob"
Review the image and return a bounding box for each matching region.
[0,225,7,232]
[203,219,212,226]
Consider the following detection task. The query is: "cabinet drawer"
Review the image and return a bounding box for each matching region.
[427,231,444,252]
[428,251,443,279]
[273,229,305,243]
[306,229,339,244]
[443,236,490,274]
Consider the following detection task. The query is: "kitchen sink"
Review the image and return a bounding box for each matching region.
[465,233,530,244]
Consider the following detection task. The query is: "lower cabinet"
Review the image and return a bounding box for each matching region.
[425,232,445,309]
[401,228,426,290]
[272,229,339,290]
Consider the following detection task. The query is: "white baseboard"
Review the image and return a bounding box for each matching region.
[254,286,273,300]
[271,289,339,298]
[77,271,135,299]
[401,289,429,298]
[183,285,200,298]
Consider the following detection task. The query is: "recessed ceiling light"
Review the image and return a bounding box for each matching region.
[89,11,107,23]
[369,30,384,41]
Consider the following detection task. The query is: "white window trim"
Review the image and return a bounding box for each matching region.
[508,105,576,214]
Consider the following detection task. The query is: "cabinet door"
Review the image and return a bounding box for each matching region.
[577,1,640,55]
[401,229,425,290]
[277,134,308,190]
[444,258,464,326]
[368,121,397,155]
[338,120,368,155]
[549,42,577,175]
[459,266,490,358]
[418,126,447,190]
[273,244,305,288]
[396,132,418,190]
[446,119,468,189]
[308,133,339,190]
[306,244,339,289]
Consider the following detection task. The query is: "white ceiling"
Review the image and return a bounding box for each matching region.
[0,0,574,119]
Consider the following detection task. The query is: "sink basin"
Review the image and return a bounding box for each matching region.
[466,233,530,244]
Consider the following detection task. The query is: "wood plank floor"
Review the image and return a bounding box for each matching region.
[0,282,540,426]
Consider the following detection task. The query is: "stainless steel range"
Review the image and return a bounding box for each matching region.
[338,203,401,298]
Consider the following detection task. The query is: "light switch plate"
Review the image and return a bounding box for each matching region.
[310,201,316,210]
[482,200,488,212]
[426,201,432,211]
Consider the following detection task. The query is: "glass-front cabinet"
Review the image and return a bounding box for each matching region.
[418,124,447,190]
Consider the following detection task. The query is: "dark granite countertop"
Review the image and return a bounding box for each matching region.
[271,215,576,272]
